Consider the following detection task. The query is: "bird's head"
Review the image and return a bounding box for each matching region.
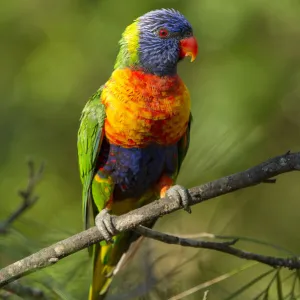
[114,9,198,76]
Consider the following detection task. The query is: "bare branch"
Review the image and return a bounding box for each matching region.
[175,232,295,255]
[0,160,44,234]
[135,226,299,268]
[3,281,47,300]
[0,151,300,287]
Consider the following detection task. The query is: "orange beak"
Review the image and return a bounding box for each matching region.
[179,36,198,62]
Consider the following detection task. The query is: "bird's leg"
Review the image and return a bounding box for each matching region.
[92,174,117,243]
[95,208,116,243]
[156,175,192,214]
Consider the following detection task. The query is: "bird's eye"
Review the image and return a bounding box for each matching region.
[158,28,169,38]
[185,31,193,38]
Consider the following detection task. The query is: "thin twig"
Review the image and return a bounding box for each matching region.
[176,232,295,256]
[252,269,280,299]
[225,268,276,300]
[0,160,44,234]
[135,226,299,269]
[289,271,299,299]
[0,151,300,287]
[168,262,257,300]
[2,281,48,300]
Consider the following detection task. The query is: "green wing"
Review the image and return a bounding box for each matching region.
[77,87,106,229]
[177,114,192,173]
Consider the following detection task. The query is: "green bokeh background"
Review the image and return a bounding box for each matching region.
[1,0,300,299]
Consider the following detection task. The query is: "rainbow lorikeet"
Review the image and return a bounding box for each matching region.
[77,8,198,300]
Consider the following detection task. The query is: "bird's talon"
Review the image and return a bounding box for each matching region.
[95,208,116,243]
[166,185,192,214]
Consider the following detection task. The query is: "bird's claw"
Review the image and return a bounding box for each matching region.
[95,208,116,243]
[166,185,192,214]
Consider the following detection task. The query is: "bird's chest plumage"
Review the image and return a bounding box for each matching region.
[101,68,191,147]
[97,68,190,200]
[97,139,177,200]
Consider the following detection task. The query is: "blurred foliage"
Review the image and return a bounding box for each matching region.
[1,0,300,299]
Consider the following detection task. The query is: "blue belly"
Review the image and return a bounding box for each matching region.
[97,139,178,200]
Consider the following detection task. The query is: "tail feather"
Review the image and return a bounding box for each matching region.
[88,231,134,300]
[89,243,114,300]
[88,220,157,299]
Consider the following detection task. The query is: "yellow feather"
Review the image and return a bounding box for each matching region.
[101,69,191,147]
[123,22,139,65]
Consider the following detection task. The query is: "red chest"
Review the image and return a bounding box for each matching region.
[101,69,191,147]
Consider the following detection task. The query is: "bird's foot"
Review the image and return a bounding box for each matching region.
[95,208,116,243]
[166,185,192,214]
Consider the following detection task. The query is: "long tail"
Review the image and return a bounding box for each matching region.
[89,231,136,300]
[89,242,115,300]
[88,222,156,300]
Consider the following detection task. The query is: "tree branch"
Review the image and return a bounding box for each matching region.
[3,281,47,299]
[135,226,299,269]
[0,151,299,287]
[0,160,44,234]
[175,232,295,255]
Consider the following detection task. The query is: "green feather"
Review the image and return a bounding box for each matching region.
[177,114,192,174]
[77,87,106,230]
[114,21,140,70]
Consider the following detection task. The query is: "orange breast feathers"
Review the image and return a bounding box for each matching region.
[101,69,191,147]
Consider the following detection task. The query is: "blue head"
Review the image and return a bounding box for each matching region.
[114,9,198,76]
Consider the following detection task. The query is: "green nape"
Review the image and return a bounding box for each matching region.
[114,21,140,70]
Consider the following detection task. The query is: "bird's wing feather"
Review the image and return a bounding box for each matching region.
[177,113,192,173]
[77,87,106,229]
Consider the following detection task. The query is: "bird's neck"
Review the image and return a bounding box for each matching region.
[136,64,178,76]
[114,54,178,76]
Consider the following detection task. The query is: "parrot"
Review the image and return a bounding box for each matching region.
[77,8,198,300]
